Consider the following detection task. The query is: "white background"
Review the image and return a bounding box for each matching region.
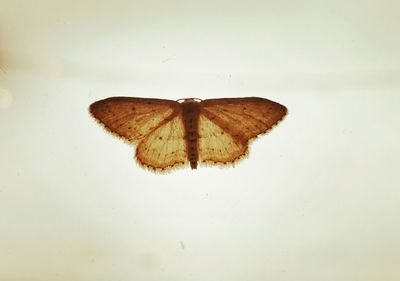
[1,1,399,280]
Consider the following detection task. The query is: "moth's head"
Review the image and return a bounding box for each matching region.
[176,98,202,103]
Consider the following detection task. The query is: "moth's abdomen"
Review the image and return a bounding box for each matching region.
[181,101,201,169]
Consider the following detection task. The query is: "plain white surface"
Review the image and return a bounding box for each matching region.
[1,1,400,280]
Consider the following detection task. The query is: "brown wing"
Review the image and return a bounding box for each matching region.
[89,97,180,143]
[198,114,248,164]
[136,114,188,171]
[198,97,287,164]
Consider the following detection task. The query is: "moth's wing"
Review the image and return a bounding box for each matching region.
[136,113,188,171]
[89,97,180,143]
[198,114,248,164]
[198,97,287,164]
[201,97,287,141]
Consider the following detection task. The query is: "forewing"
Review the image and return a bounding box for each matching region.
[200,97,287,141]
[136,114,188,171]
[89,97,179,142]
[198,115,248,164]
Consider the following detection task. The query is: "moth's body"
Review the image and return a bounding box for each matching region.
[181,100,201,169]
[89,96,287,172]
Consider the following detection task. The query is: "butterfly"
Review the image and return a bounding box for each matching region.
[89,97,287,172]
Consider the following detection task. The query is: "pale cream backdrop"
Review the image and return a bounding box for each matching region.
[0,1,399,281]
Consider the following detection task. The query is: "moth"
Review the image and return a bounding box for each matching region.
[89,97,287,172]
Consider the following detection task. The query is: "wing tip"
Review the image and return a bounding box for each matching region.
[88,105,135,145]
[248,104,288,144]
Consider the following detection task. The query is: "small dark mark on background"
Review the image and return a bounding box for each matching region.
[180,240,185,250]
[162,57,172,63]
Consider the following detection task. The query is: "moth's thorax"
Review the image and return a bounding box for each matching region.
[177,98,202,103]
[181,101,201,169]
